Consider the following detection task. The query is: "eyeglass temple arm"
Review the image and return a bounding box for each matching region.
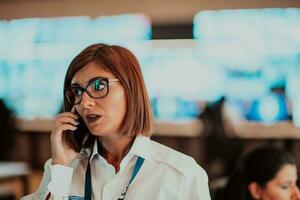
[108,78,120,82]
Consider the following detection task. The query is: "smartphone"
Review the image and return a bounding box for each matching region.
[65,115,88,152]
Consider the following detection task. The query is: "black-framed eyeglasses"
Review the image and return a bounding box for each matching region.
[64,77,120,105]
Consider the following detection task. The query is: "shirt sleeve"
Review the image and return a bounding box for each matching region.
[47,164,73,196]
[21,159,73,200]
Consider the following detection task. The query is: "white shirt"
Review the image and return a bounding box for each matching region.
[22,136,211,200]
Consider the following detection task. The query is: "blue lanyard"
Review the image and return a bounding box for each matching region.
[84,156,145,200]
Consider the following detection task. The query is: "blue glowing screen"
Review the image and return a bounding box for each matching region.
[0,9,299,123]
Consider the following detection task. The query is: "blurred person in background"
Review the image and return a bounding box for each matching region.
[215,145,300,200]
[198,96,243,179]
[0,99,17,161]
[22,43,210,200]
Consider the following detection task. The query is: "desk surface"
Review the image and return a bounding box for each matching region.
[16,118,300,139]
[0,162,29,179]
[233,121,300,139]
[16,118,204,137]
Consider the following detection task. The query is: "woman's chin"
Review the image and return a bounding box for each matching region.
[89,128,108,137]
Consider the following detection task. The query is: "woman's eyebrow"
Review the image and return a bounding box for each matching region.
[88,76,106,83]
[71,76,106,87]
[71,82,80,87]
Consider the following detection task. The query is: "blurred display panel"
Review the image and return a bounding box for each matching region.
[0,9,299,124]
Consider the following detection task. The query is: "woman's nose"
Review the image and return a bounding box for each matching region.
[80,91,96,108]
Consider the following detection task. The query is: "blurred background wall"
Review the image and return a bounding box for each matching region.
[1,0,300,23]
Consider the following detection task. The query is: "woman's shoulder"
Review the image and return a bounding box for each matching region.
[149,140,207,179]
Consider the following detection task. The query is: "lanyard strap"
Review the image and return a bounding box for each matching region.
[84,160,92,200]
[84,156,145,200]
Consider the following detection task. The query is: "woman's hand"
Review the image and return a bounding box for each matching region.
[50,108,79,166]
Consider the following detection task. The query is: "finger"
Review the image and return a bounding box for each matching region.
[51,123,77,141]
[58,124,77,133]
[58,117,79,126]
[56,112,79,120]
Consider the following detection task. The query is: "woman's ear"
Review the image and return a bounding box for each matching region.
[248,182,263,200]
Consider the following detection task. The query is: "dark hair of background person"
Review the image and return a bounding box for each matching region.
[0,99,17,160]
[216,146,296,200]
[198,96,243,178]
[63,43,154,147]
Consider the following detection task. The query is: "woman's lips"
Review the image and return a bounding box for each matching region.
[85,114,101,124]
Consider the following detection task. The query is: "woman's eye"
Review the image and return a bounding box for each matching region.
[93,81,105,91]
[280,184,291,189]
[74,88,82,96]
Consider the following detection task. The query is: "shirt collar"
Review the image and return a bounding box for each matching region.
[128,135,151,160]
[86,135,151,163]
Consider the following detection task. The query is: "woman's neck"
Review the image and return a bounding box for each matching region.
[98,135,134,172]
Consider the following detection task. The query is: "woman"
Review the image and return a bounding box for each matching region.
[218,146,300,200]
[22,43,210,200]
